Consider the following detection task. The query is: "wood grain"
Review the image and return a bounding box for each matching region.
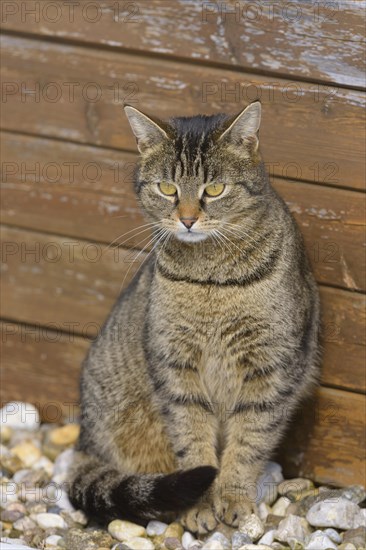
[1,35,365,190]
[1,0,365,88]
[0,321,85,421]
[279,387,366,487]
[1,321,364,487]
[2,132,365,291]
[1,226,364,394]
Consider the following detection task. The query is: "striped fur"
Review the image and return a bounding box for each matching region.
[68,102,320,533]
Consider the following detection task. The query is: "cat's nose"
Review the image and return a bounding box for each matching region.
[180,217,198,230]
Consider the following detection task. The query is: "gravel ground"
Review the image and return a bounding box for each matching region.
[1,402,365,550]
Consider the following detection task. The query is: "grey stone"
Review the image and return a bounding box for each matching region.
[304,530,337,549]
[323,528,342,544]
[306,498,365,530]
[232,531,252,549]
[1,509,25,523]
[274,514,312,544]
[239,514,264,541]
[202,532,231,549]
[164,537,183,550]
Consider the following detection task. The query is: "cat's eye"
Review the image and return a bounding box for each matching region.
[204,183,225,197]
[159,181,177,196]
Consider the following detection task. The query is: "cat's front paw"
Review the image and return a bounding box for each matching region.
[214,494,253,527]
[180,502,218,535]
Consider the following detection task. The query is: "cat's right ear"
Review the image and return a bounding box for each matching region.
[124,105,169,154]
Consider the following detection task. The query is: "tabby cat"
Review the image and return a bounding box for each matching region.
[68,101,320,534]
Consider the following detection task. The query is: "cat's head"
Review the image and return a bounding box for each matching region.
[124,102,268,244]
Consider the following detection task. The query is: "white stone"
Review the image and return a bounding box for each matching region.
[257,502,271,521]
[108,519,147,541]
[146,519,167,536]
[272,496,291,516]
[182,531,196,549]
[275,514,311,543]
[0,402,40,431]
[237,545,272,550]
[306,498,364,529]
[323,528,342,544]
[305,530,337,549]
[13,516,36,531]
[239,514,264,541]
[54,487,75,511]
[52,449,75,477]
[124,537,154,549]
[33,456,54,476]
[35,512,67,530]
[0,539,35,549]
[11,442,41,468]
[44,535,62,547]
[258,529,275,546]
[256,461,283,505]
[202,532,230,549]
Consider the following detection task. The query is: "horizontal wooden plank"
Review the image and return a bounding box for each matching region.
[278,387,366,487]
[1,226,364,394]
[0,321,86,421]
[1,132,365,291]
[1,35,365,190]
[1,320,364,486]
[1,0,365,88]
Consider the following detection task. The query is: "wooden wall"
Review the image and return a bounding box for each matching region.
[1,0,365,487]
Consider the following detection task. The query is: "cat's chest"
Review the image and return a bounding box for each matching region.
[198,345,242,412]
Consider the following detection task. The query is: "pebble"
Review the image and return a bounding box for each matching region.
[258,529,275,546]
[0,508,25,522]
[323,528,342,544]
[108,519,146,541]
[239,514,264,541]
[165,522,184,540]
[237,545,273,550]
[0,402,40,431]
[257,502,270,521]
[278,478,314,497]
[304,529,337,549]
[48,424,80,447]
[337,544,357,550]
[13,515,37,531]
[146,519,168,536]
[0,426,12,443]
[44,534,62,547]
[164,537,183,549]
[232,531,252,549]
[275,514,311,544]
[256,462,283,505]
[125,536,155,549]
[11,442,42,468]
[271,496,291,516]
[343,525,366,547]
[202,532,231,549]
[35,512,67,529]
[182,531,196,549]
[306,498,364,530]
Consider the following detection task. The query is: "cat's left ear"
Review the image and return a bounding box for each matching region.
[124,105,169,154]
[218,101,261,151]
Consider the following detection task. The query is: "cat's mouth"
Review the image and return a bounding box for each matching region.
[175,230,209,243]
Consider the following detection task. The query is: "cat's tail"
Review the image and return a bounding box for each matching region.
[67,453,217,525]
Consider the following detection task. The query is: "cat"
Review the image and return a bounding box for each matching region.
[68,101,320,534]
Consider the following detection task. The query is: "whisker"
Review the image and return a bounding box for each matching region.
[118,228,167,293]
[105,221,161,253]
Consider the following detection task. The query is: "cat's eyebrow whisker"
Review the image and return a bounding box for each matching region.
[105,222,161,253]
